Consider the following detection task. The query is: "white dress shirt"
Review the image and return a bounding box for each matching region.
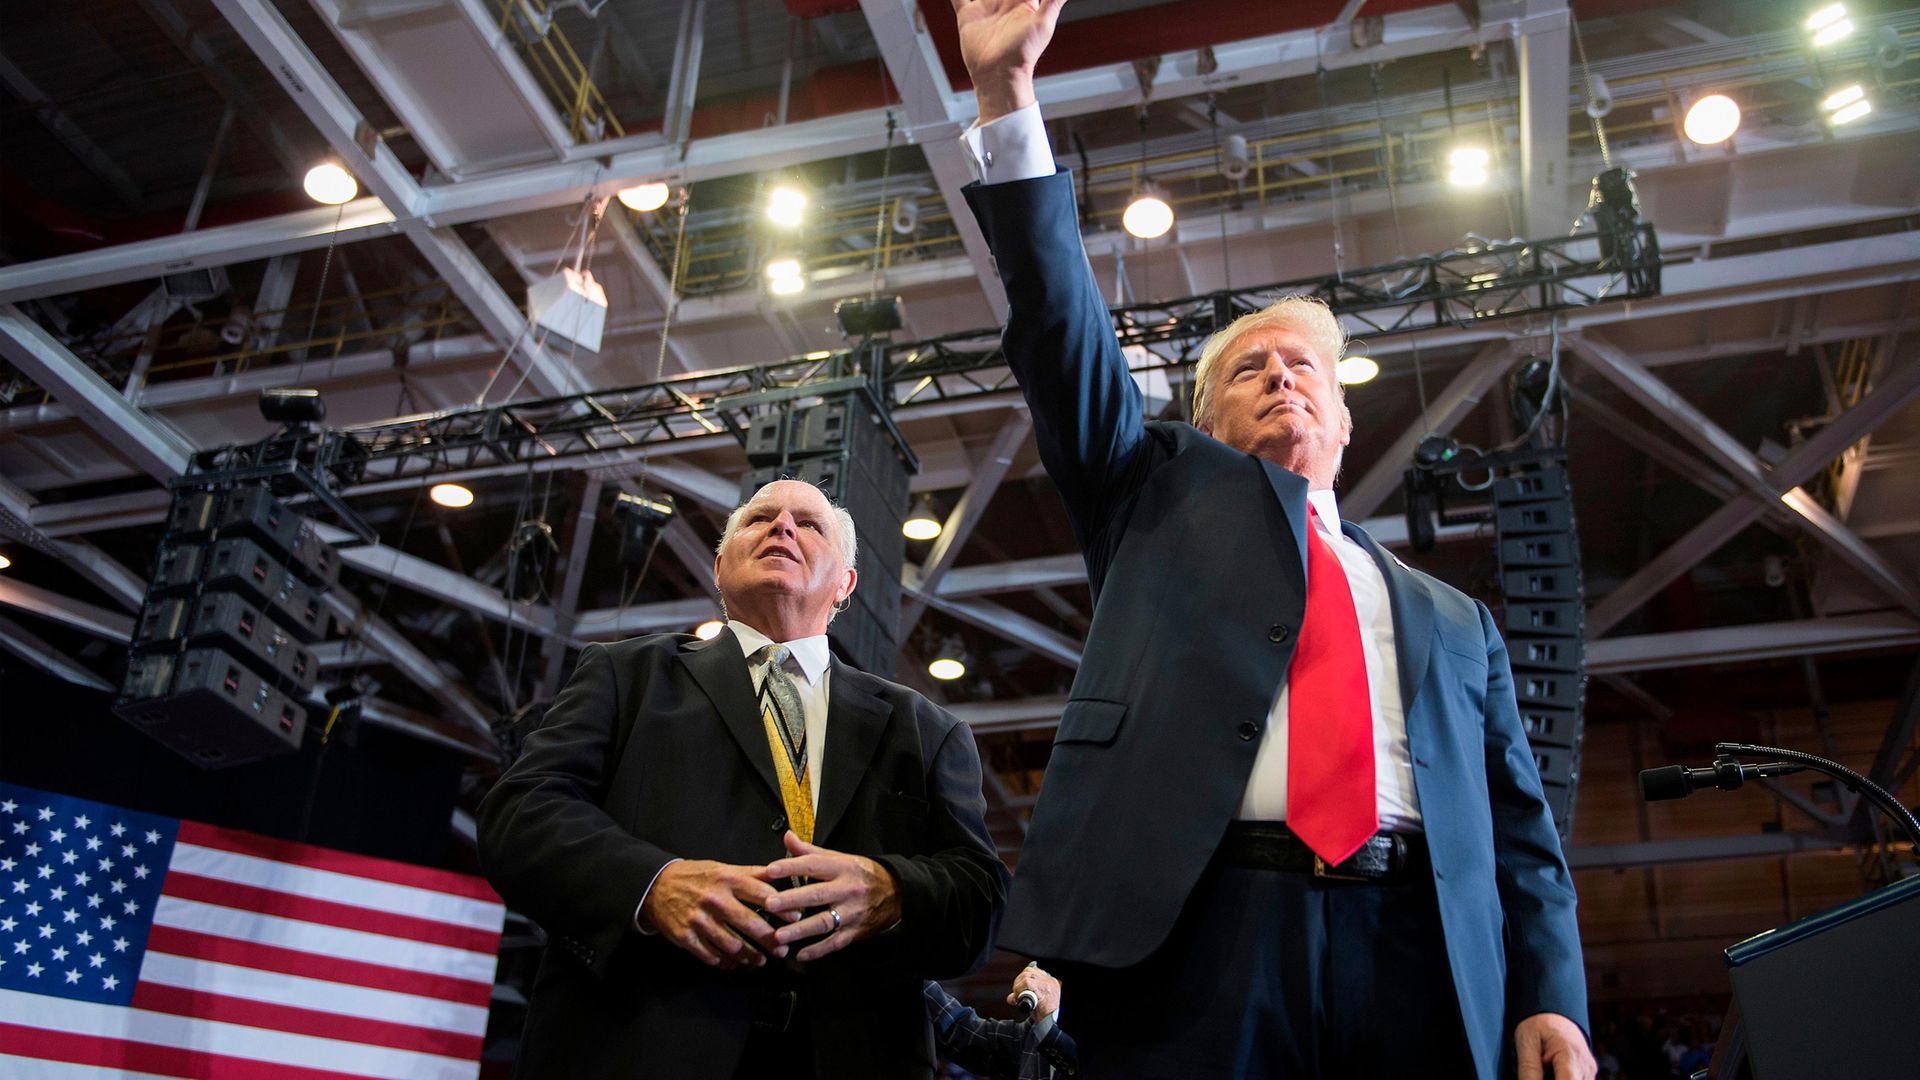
[726,619,833,810]
[963,113,1423,831]
[1237,490,1421,831]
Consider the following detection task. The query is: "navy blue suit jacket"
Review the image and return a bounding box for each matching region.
[962,171,1585,1080]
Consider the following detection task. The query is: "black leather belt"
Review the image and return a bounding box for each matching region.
[1217,822,1425,884]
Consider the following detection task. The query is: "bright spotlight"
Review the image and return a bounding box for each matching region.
[1683,94,1742,145]
[1822,84,1872,125]
[694,619,725,640]
[902,497,943,541]
[1122,193,1174,239]
[1806,4,1853,45]
[1805,3,1846,30]
[429,482,475,509]
[1830,98,1872,125]
[0,552,11,570]
[927,657,967,681]
[1447,147,1491,187]
[767,186,807,227]
[769,274,806,296]
[1336,356,1380,385]
[303,162,358,205]
[617,182,670,212]
[765,258,802,281]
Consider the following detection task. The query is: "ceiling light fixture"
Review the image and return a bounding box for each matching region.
[0,553,11,570]
[1822,84,1872,125]
[767,185,807,227]
[430,483,475,509]
[616,182,671,213]
[1682,94,1742,145]
[1122,189,1175,239]
[927,656,967,681]
[1806,3,1853,46]
[302,161,358,205]
[902,497,943,541]
[766,256,806,296]
[1336,356,1380,385]
[1446,147,1490,187]
[694,619,725,641]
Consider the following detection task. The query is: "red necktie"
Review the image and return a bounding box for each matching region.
[1286,507,1378,865]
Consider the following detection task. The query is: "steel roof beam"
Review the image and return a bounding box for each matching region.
[0,613,115,692]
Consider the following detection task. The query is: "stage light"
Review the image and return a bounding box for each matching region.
[430,483,474,508]
[1806,4,1853,46]
[766,256,806,296]
[617,182,671,213]
[766,258,801,282]
[804,350,834,360]
[1336,356,1380,385]
[303,161,358,205]
[1822,84,1871,125]
[902,497,942,541]
[769,274,806,296]
[694,619,725,640]
[258,387,325,425]
[1683,94,1742,145]
[1122,191,1174,239]
[0,553,10,570]
[767,185,807,227]
[1446,147,1490,187]
[928,656,966,681]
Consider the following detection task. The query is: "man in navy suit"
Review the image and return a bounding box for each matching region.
[946,3,1594,1078]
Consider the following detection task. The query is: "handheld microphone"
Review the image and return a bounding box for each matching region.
[1639,757,1804,801]
[1016,989,1040,1013]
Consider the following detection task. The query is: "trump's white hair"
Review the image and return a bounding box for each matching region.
[1190,296,1348,431]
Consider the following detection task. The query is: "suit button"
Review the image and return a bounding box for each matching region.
[1238,720,1260,741]
[770,815,787,833]
[1268,623,1293,643]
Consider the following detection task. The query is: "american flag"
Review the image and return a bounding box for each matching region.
[0,781,504,1078]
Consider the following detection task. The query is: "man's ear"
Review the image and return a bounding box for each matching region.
[838,566,859,605]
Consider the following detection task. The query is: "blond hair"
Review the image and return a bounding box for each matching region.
[1190,296,1347,431]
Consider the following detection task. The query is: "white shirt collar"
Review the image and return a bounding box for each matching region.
[726,620,831,687]
[1306,489,1342,535]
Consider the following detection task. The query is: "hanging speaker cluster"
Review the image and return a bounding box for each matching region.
[115,484,342,768]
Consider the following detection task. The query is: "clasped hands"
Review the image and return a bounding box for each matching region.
[638,830,901,969]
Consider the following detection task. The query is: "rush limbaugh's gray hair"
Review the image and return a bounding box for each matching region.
[714,480,860,572]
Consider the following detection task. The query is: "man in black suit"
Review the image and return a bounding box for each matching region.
[947,3,1594,1079]
[478,478,1010,1079]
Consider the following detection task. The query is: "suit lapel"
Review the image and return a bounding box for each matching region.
[813,657,892,844]
[677,630,783,804]
[1258,458,1311,571]
[1343,522,1436,718]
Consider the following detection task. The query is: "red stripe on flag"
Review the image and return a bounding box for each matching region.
[131,982,484,1061]
[176,821,502,903]
[162,870,502,954]
[147,925,494,1008]
[0,1021,373,1080]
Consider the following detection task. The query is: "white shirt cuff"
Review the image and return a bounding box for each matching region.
[959,101,1056,185]
[632,857,682,934]
[1033,1009,1059,1039]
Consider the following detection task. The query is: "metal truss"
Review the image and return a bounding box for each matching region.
[189,223,1661,493]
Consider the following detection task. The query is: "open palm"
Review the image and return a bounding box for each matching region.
[951,0,1068,88]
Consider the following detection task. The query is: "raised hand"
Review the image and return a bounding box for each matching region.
[951,0,1070,122]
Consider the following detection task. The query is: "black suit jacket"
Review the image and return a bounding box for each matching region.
[477,630,1009,1080]
[961,172,1585,1079]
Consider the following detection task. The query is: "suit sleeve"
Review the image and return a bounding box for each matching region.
[873,708,1011,979]
[962,171,1146,548]
[927,982,1032,1079]
[1475,601,1590,1040]
[476,642,675,978]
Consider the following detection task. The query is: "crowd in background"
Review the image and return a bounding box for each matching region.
[1589,1002,1727,1079]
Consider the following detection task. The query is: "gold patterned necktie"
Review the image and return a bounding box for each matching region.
[755,644,814,843]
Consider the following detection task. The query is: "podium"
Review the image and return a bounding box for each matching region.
[1707,872,1920,1078]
